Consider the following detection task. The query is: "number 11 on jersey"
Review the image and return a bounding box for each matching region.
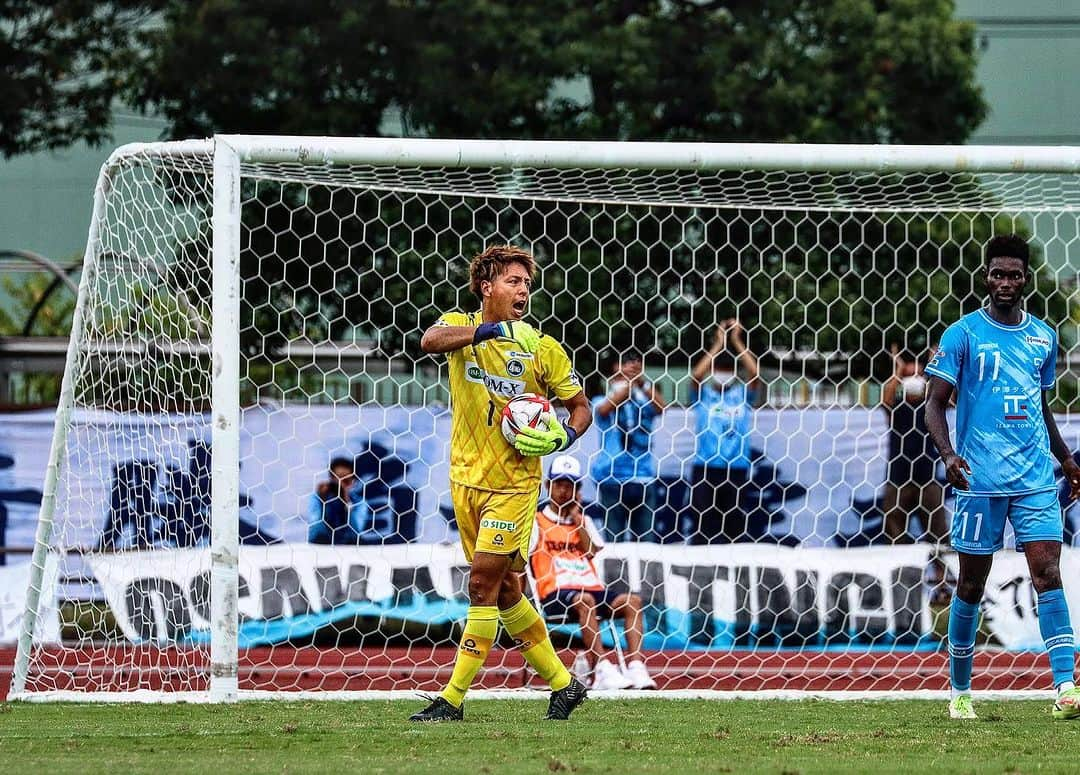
[976,351,1000,381]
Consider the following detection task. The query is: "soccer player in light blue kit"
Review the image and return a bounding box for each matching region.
[925,234,1080,720]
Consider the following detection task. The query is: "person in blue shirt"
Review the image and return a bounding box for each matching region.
[589,352,668,542]
[307,456,359,544]
[925,234,1080,721]
[689,319,761,543]
[307,454,412,544]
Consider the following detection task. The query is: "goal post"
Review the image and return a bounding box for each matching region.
[209,139,241,703]
[11,137,1080,702]
[9,143,111,699]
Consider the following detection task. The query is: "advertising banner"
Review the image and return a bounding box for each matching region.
[88,543,933,650]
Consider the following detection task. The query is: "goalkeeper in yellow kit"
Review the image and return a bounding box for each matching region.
[410,245,593,722]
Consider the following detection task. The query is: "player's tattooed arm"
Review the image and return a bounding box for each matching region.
[420,325,478,354]
[926,375,971,490]
[1042,392,1080,501]
[562,391,592,441]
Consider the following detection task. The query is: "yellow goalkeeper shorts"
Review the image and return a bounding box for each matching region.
[451,482,539,571]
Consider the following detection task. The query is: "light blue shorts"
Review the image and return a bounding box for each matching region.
[951,489,1063,554]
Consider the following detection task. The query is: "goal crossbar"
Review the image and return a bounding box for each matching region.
[96,137,1080,174]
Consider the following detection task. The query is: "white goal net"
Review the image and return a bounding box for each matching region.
[11,138,1080,701]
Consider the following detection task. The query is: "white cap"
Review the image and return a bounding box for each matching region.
[548,455,583,483]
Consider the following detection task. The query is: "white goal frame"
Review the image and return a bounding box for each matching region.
[11,136,1080,703]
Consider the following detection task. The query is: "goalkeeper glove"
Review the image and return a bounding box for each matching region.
[513,415,578,457]
[473,320,540,353]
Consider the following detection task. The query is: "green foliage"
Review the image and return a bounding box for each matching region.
[125,0,407,139]
[96,277,207,342]
[405,0,986,143]
[0,273,75,336]
[0,272,76,403]
[126,0,985,144]
[0,1,156,158]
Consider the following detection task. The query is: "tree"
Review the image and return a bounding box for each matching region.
[126,0,985,144]
[124,0,409,139]
[401,0,986,144]
[0,1,156,158]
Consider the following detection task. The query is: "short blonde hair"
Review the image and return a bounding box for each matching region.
[469,245,536,301]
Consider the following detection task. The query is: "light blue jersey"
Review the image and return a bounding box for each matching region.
[589,392,658,484]
[690,382,754,470]
[925,308,1058,496]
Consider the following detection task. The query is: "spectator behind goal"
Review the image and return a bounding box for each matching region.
[589,351,668,542]
[529,455,656,690]
[880,345,947,544]
[688,319,762,543]
[307,456,359,544]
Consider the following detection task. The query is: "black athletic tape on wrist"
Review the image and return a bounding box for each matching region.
[560,422,578,451]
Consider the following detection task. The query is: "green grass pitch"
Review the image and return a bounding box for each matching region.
[3,699,1080,774]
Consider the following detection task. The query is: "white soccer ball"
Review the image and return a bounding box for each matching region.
[500,393,553,446]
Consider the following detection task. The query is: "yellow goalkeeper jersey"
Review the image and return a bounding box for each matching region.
[433,311,582,493]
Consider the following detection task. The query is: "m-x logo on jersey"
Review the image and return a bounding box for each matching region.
[484,375,524,397]
[1004,394,1028,420]
[464,361,525,397]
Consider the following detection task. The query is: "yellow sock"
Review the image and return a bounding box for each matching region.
[500,596,572,691]
[441,605,499,708]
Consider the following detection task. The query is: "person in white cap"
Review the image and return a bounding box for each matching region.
[528,454,657,690]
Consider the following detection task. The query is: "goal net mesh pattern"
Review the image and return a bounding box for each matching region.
[14,142,1080,698]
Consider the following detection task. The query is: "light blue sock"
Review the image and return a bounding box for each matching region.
[1037,588,1076,689]
[948,595,980,693]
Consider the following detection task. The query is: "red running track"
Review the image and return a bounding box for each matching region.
[0,646,1055,699]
